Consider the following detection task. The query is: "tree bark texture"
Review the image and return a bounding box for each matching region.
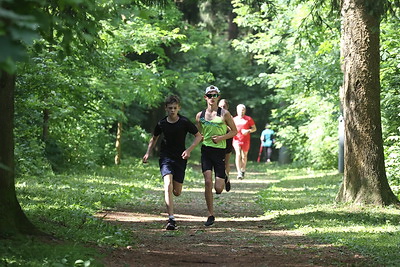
[0,71,40,236]
[337,0,398,205]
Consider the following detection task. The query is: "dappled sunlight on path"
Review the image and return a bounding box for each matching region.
[98,210,270,224]
[100,166,369,266]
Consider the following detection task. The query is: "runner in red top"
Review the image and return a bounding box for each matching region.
[233,104,256,179]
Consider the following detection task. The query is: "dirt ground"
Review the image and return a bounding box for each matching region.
[99,169,371,267]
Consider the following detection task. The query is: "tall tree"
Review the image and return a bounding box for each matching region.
[336,0,398,205]
[0,0,47,237]
[0,71,41,236]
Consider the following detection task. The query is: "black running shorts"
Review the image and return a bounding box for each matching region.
[225,137,233,154]
[159,157,187,184]
[201,145,226,178]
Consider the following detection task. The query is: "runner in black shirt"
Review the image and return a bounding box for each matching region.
[143,95,202,230]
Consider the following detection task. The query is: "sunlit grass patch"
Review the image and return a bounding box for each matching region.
[16,159,164,246]
[303,206,400,266]
[8,159,168,265]
[256,173,340,211]
[255,166,400,266]
[0,236,103,266]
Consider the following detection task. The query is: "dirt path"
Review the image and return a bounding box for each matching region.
[100,169,369,266]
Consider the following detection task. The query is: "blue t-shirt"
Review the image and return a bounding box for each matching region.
[261,128,274,147]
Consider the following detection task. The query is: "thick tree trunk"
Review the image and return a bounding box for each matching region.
[337,0,398,205]
[0,71,40,237]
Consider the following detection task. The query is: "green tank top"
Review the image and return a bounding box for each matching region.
[200,107,227,149]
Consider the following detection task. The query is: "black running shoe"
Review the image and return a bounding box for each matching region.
[204,215,215,226]
[166,219,176,230]
[225,173,231,192]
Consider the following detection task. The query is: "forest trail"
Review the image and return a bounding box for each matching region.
[100,168,369,266]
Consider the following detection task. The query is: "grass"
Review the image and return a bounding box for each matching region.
[1,158,170,266]
[249,162,400,266]
[2,159,400,266]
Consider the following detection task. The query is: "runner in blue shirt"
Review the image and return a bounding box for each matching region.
[260,124,275,163]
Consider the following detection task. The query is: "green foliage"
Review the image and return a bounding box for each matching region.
[0,0,112,73]
[380,17,400,190]
[0,0,39,73]
[15,51,117,173]
[97,4,187,107]
[14,2,211,170]
[8,0,400,176]
[385,136,400,193]
[272,95,338,169]
[254,163,400,266]
[14,93,52,175]
[232,0,341,168]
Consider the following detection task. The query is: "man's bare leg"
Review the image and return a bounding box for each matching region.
[164,174,180,230]
[234,146,244,179]
[173,180,183,197]
[203,170,214,216]
[164,174,174,216]
[215,177,225,194]
[241,150,249,177]
[203,170,216,226]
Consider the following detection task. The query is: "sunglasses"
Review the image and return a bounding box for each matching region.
[205,93,220,98]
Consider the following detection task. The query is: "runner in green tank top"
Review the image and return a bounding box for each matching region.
[200,108,227,149]
[196,85,237,227]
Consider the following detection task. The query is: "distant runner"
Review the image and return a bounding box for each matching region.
[233,104,256,179]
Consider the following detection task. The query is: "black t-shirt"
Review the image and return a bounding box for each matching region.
[154,115,198,159]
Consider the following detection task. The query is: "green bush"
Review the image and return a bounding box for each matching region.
[274,96,338,169]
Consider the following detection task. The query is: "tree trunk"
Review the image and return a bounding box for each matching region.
[114,104,125,165]
[42,108,50,141]
[114,121,122,165]
[228,4,238,40]
[0,71,40,237]
[336,0,398,205]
